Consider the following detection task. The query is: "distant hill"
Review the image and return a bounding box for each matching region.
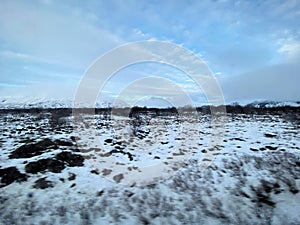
[0,96,300,110]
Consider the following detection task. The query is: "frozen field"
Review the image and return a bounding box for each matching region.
[0,109,300,224]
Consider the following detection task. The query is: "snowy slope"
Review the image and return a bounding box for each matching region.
[1,96,300,109]
[0,96,115,109]
[245,100,300,108]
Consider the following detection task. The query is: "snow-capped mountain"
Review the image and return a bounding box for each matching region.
[0,96,115,109]
[1,96,300,109]
[0,97,74,109]
[245,100,300,108]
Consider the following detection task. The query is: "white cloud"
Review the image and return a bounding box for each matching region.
[0,82,76,99]
[0,0,300,104]
[278,38,300,61]
[0,1,123,69]
[0,50,57,64]
[219,62,300,103]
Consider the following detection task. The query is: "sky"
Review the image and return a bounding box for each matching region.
[0,0,300,106]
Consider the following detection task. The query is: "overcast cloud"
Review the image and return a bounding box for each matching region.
[0,0,299,106]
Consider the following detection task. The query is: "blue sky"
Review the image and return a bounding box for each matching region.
[0,0,300,106]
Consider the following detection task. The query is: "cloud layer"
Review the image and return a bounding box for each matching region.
[0,0,300,105]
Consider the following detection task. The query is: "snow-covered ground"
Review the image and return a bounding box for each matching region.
[0,110,299,224]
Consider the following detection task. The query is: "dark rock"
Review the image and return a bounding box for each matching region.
[173,151,184,156]
[264,133,277,138]
[55,139,74,147]
[70,136,79,142]
[102,169,112,176]
[25,158,65,173]
[265,146,278,150]
[9,138,56,159]
[108,149,134,161]
[290,188,299,194]
[125,190,134,198]
[19,138,34,144]
[28,192,34,198]
[0,167,28,187]
[256,192,276,207]
[240,191,251,198]
[115,145,125,150]
[115,141,123,146]
[232,138,245,141]
[90,169,99,175]
[100,152,112,157]
[104,138,113,143]
[113,173,124,183]
[56,152,84,167]
[68,173,76,181]
[97,190,104,196]
[139,216,150,225]
[33,177,54,189]
[262,182,273,193]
